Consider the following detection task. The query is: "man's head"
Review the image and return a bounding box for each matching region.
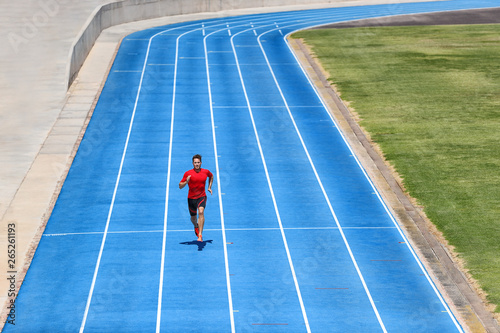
[192,154,202,170]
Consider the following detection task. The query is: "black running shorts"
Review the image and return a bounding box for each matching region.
[188,196,207,216]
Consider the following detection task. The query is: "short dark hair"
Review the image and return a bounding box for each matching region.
[192,154,202,162]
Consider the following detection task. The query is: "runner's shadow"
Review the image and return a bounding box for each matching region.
[180,240,213,251]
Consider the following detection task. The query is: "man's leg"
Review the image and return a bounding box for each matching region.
[188,198,199,237]
[191,215,199,236]
[197,206,205,242]
[188,198,199,236]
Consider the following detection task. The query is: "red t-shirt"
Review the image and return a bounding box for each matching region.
[181,168,213,199]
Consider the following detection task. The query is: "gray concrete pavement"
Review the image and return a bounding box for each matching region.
[1,0,495,331]
[0,0,112,222]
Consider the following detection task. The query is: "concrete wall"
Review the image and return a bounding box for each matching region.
[67,0,346,88]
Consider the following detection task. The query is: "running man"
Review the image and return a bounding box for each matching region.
[179,154,213,242]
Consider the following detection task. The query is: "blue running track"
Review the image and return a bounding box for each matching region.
[6,0,500,332]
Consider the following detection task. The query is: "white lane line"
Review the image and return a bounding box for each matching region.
[204,26,236,333]
[155,26,184,333]
[230,27,311,333]
[256,25,387,333]
[274,22,283,36]
[251,23,257,35]
[44,230,164,236]
[43,226,397,237]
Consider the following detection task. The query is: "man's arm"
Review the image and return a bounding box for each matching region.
[179,175,191,189]
[207,175,213,195]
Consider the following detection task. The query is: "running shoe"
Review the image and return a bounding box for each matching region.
[195,226,199,236]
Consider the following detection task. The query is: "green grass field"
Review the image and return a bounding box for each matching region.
[292,24,500,312]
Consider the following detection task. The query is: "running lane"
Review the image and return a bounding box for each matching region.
[6,1,500,332]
